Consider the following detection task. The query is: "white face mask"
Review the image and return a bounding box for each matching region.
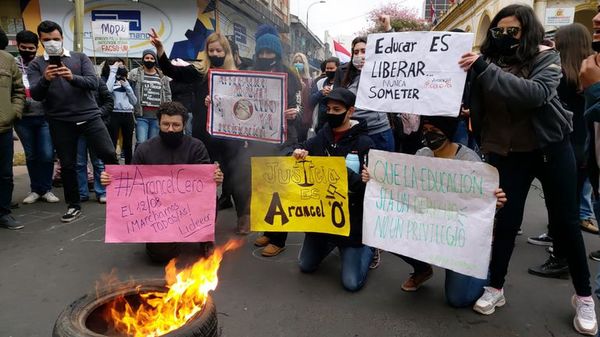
[43,40,63,56]
[352,55,365,70]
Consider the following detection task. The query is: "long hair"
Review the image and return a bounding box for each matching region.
[292,52,310,79]
[100,57,125,79]
[200,32,236,74]
[555,23,593,87]
[342,36,367,88]
[480,4,545,64]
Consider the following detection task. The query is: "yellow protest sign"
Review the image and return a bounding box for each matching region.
[251,156,350,236]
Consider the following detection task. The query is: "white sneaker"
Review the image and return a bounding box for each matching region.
[41,191,60,203]
[572,295,598,336]
[473,287,506,315]
[22,192,41,204]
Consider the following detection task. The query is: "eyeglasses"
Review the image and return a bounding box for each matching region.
[490,26,521,39]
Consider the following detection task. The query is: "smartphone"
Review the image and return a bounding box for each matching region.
[49,55,62,67]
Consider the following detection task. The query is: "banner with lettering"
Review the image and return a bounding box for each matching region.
[362,150,498,279]
[251,157,350,236]
[91,20,130,54]
[355,31,474,117]
[104,164,217,243]
[207,70,287,144]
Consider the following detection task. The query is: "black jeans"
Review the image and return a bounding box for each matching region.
[0,130,14,216]
[48,117,118,209]
[487,138,591,296]
[108,112,135,164]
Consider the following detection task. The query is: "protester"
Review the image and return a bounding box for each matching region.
[129,49,171,144]
[13,30,59,205]
[0,27,25,229]
[101,57,136,164]
[458,5,596,335]
[309,56,339,134]
[294,87,374,291]
[28,20,118,222]
[228,36,252,70]
[168,64,195,136]
[101,102,223,262]
[292,52,312,142]
[362,116,506,306]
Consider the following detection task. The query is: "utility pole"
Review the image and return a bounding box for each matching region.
[73,0,84,52]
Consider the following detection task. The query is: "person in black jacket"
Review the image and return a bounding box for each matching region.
[291,87,374,292]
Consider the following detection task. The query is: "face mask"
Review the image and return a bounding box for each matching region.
[209,55,225,67]
[159,130,184,148]
[19,50,36,62]
[593,41,600,53]
[494,35,520,56]
[294,62,304,73]
[326,71,336,80]
[43,40,62,56]
[255,57,277,71]
[143,60,156,69]
[326,110,348,129]
[422,131,447,151]
[352,55,365,70]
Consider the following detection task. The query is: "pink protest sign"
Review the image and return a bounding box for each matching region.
[104,164,217,243]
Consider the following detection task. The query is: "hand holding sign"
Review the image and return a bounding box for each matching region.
[458,52,481,71]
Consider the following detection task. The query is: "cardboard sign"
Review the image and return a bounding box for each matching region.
[251,157,350,236]
[207,69,287,144]
[105,165,217,243]
[355,31,474,117]
[91,20,129,54]
[362,150,499,279]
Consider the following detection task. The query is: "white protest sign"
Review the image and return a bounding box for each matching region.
[91,21,129,54]
[545,7,575,26]
[355,32,474,117]
[362,150,499,279]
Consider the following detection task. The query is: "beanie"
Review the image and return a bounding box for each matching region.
[421,116,459,139]
[255,24,282,59]
[142,49,157,60]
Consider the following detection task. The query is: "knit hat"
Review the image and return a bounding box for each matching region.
[255,24,282,59]
[142,49,157,60]
[421,116,459,139]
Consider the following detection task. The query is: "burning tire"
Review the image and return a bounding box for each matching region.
[53,279,218,337]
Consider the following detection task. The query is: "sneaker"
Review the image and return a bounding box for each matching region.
[98,195,106,204]
[369,248,382,269]
[0,214,24,230]
[528,254,569,279]
[254,235,270,247]
[22,192,41,204]
[527,233,553,246]
[572,295,598,336]
[473,287,506,315]
[61,208,82,223]
[581,219,600,234]
[589,250,600,262]
[547,245,554,255]
[261,244,285,257]
[401,267,433,291]
[517,228,523,235]
[41,191,60,203]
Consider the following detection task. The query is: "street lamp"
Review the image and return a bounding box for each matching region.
[306,0,326,29]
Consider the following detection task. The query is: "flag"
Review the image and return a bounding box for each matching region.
[430,1,437,25]
[333,40,351,64]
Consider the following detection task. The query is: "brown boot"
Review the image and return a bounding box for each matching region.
[254,235,270,247]
[236,215,250,235]
[261,244,285,257]
[401,267,433,292]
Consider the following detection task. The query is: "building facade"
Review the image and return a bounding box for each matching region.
[423,0,455,23]
[289,14,328,74]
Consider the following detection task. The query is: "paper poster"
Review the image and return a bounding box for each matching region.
[91,20,129,54]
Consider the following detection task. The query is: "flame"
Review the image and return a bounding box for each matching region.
[108,240,242,337]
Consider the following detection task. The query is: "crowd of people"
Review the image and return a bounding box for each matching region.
[2,3,600,335]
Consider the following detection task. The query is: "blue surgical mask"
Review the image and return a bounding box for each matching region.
[294,62,305,73]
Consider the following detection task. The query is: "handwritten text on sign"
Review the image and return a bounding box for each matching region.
[362,150,498,279]
[251,157,350,236]
[355,32,474,117]
[207,70,287,144]
[105,165,217,243]
[91,21,129,54]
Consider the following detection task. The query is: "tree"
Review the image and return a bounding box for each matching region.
[361,2,428,35]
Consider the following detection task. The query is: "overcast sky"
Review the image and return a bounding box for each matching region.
[289,0,425,41]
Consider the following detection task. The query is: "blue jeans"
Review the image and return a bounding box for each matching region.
[136,117,159,144]
[14,116,54,195]
[369,129,395,152]
[0,131,13,215]
[76,136,105,199]
[580,178,595,220]
[452,119,469,146]
[299,234,373,292]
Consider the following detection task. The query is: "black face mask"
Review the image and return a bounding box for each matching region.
[593,41,600,53]
[159,131,184,148]
[326,111,347,129]
[209,55,226,67]
[19,50,36,63]
[255,57,277,71]
[326,71,336,81]
[143,60,156,69]
[422,131,447,151]
[494,35,520,56]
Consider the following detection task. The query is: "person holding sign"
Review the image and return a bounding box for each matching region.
[101,102,223,262]
[361,116,506,307]
[458,4,596,335]
[291,87,375,291]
